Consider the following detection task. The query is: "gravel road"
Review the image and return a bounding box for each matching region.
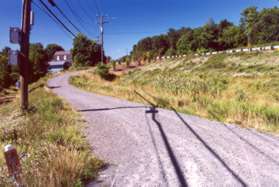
[48,73,279,187]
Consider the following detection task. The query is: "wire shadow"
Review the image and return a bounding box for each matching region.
[224,125,279,166]
[147,107,188,187]
[246,129,279,148]
[47,85,61,89]
[78,106,147,112]
[144,112,168,185]
[172,108,247,187]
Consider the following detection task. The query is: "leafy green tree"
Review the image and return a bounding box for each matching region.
[151,35,169,56]
[219,26,246,49]
[129,6,279,59]
[0,47,19,90]
[90,40,102,65]
[241,6,259,46]
[72,34,101,67]
[167,28,180,50]
[29,43,48,81]
[254,7,279,43]
[0,54,11,90]
[45,44,64,61]
[176,33,192,54]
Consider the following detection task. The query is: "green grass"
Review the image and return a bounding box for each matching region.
[70,52,279,134]
[0,77,103,186]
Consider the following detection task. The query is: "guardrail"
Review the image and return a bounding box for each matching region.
[156,45,279,60]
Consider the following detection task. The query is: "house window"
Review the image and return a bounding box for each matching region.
[64,55,67,60]
[57,56,60,61]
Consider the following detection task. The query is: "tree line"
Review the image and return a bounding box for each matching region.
[131,6,279,61]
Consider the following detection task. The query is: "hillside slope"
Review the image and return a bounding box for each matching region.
[71,52,279,133]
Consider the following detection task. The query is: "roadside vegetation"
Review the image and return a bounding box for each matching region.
[0,78,103,186]
[71,52,279,134]
[0,43,65,92]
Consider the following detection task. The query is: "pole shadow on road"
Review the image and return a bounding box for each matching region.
[136,91,247,186]
[146,106,188,187]
[172,108,248,187]
[144,110,169,186]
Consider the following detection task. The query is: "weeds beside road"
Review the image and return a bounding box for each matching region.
[70,52,279,134]
[0,77,103,186]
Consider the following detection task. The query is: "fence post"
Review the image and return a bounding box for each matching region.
[4,144,22,187]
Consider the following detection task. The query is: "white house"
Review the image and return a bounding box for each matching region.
[48,51,72,72]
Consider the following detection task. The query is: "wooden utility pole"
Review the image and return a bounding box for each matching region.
[98,15,108,64]
[20,0,31,111]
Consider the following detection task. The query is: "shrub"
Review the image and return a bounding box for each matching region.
[112,61,116,71]
[95,64,116,81]
[95,64,109,79]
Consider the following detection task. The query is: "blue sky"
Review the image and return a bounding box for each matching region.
[0,0,278,59]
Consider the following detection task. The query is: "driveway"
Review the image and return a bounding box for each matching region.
[48,72,279,187]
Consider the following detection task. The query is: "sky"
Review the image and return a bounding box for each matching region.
[0,0,278,59]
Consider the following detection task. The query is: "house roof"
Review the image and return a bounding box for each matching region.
[54,50,71,56]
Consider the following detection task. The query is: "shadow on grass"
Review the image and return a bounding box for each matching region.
[101,73,117,81]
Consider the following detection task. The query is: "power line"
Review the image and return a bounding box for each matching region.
[96,0,103,14]
[92,0,101,15]
[37,0,76,37]
[63,0,95,36]
[79,0,97,25]
[32,1,73,39]
[47,0,82,34]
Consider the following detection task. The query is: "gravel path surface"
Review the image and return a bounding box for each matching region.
[48,73,279,187]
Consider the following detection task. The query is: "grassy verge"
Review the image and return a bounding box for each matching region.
[0,77,103,186]
[70,52,279,134]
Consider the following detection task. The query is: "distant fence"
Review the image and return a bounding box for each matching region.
[156,45,279,60]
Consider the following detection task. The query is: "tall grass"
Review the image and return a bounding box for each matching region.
[0,78,103,186]
[70,52,279,134]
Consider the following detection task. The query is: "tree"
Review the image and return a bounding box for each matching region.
[129,6,279,59]
[219,26,246,49]
[254,7,279,43]
[45,44,64,61]
[0,47,18,90]
[241,6,259,46]
[72,34,101,67]
[151,35,169,56]
[0,54,12,90]
[167,28,180,50]
[29,43,48,81]
[176,31,193,54]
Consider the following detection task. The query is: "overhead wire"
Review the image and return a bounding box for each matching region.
[47,0,82,34]
[37,0,77,37]
[32,0,73,39]
[63,0,96,36]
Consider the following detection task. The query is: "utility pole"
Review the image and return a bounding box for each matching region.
[97,15,108,64]
[20,0,31,111]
